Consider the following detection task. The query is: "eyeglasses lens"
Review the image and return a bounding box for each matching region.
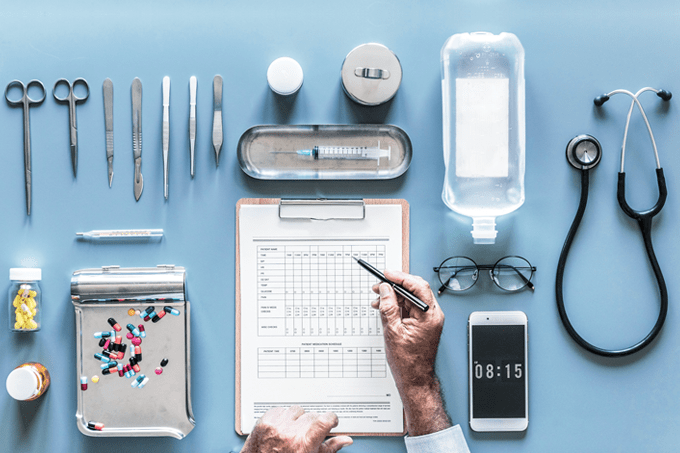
[491,256,533,291]
[438,257,478,291]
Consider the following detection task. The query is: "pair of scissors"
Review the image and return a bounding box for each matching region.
[5,80,46,216]
[53,78,89,177]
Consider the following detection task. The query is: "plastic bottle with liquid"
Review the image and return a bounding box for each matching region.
[441,32,525,244]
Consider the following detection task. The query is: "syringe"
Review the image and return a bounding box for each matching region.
[278,142,391,165]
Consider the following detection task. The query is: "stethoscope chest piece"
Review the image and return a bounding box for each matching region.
[566,134,602,170]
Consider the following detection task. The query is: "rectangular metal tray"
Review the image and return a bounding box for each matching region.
[237,124,412,180]
[72,265,195,439]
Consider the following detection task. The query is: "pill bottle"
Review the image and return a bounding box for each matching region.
[6,362,50,401]
[440,32,525,244]
[9,268,42,331]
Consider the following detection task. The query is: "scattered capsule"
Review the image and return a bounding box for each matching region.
[91,375,100,383]
[126,323,141,337]
[138,376,150,389]
[164,306,180,316]
[110,330,116,339]
[117,363,124,377]
[134,346,142,362]
[135,310,141,315]
[155,367,163,375]
[94,331,112,339]
[87,421,105,431]
[152,310,166,322]
[139,306,154,319]
[130,356,141,373]
[138,324,146,338]
[118,343,127,360]
[108,318,122,332]
[100,361,117,370]
[80,376,88,391]
[98,338,107,348]
[102,367,115,375]
[124,364,131,378]
[126,332,134,339]
[103,339,111,350]
[128,308,136,316]
[114,335,122,345]
[160,358,169,367]
[131,375,144,388]
[131,337,142,346]
[94,353,110,363]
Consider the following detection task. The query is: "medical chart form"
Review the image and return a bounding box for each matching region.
[236,199,407,435]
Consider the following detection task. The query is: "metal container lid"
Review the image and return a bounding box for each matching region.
[341,43,402,106]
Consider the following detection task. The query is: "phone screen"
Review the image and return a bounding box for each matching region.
[471,325,526,418]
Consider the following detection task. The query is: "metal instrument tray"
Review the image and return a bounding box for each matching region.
[71,265,195,439]
[237,124,412,180]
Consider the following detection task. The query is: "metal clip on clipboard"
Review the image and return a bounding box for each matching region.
[278,199,365,220]
[71,265,194,439]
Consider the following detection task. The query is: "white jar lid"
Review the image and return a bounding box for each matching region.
[341,43,402,106]
[267,57,304,95]
[9,268,41,281]
[6,367,39,401]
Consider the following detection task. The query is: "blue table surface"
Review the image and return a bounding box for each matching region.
[1,1,679,452]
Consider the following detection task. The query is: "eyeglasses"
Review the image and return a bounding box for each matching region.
[433,256,536,295]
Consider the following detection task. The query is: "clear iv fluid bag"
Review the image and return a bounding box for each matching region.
[441,32,525,244]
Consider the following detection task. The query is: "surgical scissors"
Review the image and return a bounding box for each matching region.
[5,79,46,216]
[53,78,89,177]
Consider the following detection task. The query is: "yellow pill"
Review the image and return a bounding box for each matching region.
[91,376,99,383]
[128,308,136,316]
[28,320,37,329]
[29,290,37,297]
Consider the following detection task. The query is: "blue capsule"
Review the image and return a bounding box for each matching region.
[131,375,144,388]
[126,324,141,337]
[100,361,117,370]
[94,353,110,363]
[138,376,150,389]
[164,306,180,316]
[94,331,112,339]
[146,310,157,320]
[140,306,154,319]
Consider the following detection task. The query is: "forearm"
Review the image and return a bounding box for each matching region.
[399,376,452,437]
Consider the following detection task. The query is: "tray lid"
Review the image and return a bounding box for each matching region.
[71,265,186,302]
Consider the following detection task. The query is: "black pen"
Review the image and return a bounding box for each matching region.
[353,257,429,312]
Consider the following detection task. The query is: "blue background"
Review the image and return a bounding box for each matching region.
[1,1,679,452]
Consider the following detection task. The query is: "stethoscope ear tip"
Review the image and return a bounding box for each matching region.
[593,94,609,106]
[657,90,672,101]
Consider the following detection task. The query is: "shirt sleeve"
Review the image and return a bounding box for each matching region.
[403,425,470,453]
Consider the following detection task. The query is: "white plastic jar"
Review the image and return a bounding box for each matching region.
[9,268,42,331]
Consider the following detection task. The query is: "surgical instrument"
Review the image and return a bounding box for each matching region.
[162,76,170,199]
[275,143,391,165]
[53,78,89,177]
[5,79,46,216]
[189,76,197,177]
[131,78,143,201]
[212,75,223,166]
[556,87,671,358]
[76,229,163,239]
[103,78,114,187]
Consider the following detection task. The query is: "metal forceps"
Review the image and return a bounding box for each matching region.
[5,79,46,215]
[53,78,89,177]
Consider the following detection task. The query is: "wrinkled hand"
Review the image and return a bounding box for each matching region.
[241,406,353,453]
[371,271,445,390]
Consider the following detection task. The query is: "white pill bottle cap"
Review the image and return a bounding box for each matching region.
[6,367,40,401]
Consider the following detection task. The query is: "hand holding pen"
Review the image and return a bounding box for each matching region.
[353,257,429,311]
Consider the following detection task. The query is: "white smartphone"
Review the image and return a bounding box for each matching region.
[468,311,528,432]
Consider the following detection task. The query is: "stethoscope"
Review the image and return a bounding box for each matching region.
[556,87,671,357]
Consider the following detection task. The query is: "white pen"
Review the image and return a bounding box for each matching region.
[189,76,197,177]
[162,76,170,199]
[76,229,164,239]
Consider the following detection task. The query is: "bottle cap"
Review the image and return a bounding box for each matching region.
[6,367,39,401]
[267,57,304,95]
[471,217,498,245]
[9,268,41,281]
[341,43,402,106]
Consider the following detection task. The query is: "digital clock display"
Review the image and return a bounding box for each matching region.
[471,325,526,418]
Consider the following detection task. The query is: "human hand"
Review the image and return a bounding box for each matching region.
[371,270,445,390]
[241,406,353,453]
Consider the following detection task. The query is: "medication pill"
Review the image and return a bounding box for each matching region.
[134,346,142,362]
[108,318,122,332]
[100,361,115,370]
[131,375,143,388]
[160,358,168,367]
[117,363,124,377]
[110,330,116,338]
[128,308,136,316]
[155,367,163,375]
[152,310,166,322]
[103,339,111,350]
[140,306,154,319]
[91,375,100,383]
[94,331,112,339]
[126,332,134,339]
[164,306,180,316]
[138,376,150,389]
[80,376,88,391]
[114,336,122,344]
[146,310,157,320]
[102,367,114,375]
[138,324,146,338]
[130,357,141,373]
[87,421,105,431]
[98,338,107,348]
[124,365,131,378]
[134,310,141,315]
[94,353,110,363]
[131,337,141,346]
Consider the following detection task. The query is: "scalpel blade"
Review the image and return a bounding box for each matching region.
[212,75,223,167]
[131,78,143,201]
[103,78,114,187]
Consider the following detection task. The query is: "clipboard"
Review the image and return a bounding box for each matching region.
[236,198,409,436]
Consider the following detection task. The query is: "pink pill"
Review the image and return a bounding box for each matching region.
[155,367,163,375]
[131,337,142,346]
[126,332,134,339]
